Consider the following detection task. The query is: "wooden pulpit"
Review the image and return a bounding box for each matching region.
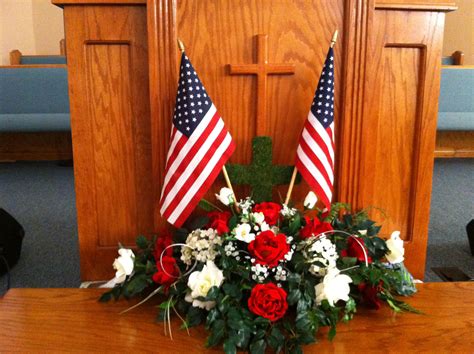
[53,0,456,280]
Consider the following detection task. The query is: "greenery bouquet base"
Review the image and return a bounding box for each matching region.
[101,189,418,354]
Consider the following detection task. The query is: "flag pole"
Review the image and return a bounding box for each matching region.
[177,39,239,211]
[284,30,338,206]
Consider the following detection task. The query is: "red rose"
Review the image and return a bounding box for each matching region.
[253,202,282,225]
[248,283,288,322]
[299,217,333,239]
[248,230,290,268]
[152,255,179,289]
[154,232,174,260]
[358,281,383,310]
[341,237,372,264]
[207,211,231,235]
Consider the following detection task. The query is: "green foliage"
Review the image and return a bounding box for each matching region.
[99,201,419,353]
[226,137,300,202]
[198,199,222,212]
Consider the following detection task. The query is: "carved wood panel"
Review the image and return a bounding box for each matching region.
[150,0,344,232]
[64,5,153,280]
[353,9,446,279]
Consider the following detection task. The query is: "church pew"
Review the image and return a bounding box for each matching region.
[9,49,67,65]
[0,65,72,161]
[441,50,464,66]
[435,65,474,158]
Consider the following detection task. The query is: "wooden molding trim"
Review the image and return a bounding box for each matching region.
[442,65,474,69]
[374,2,457,11]
[0,64,67,69]
[337,0,374,205]
[147,0,177,231]
[53,0,145,5]
[435,131,474,158]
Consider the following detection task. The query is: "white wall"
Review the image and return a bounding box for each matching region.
[0,0,64,65]
[443,0,474,65]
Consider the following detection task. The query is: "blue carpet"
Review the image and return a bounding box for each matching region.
[0,161,80,289]
[0,159,472,289]
[425,159,474,281]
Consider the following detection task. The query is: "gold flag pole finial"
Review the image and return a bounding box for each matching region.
[330,30,338,48]
[177,39,185,53]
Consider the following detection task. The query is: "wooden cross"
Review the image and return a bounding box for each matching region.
[229,34,295,136]
[226,137,300,203]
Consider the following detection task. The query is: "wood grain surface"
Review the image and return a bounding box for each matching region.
[0,132,72,161]
[338,4,447,280]
[0,283,473,352]
[435,131,474,158]
[60,0,450,281]
[149,0,344,233]
[63,5,154,280]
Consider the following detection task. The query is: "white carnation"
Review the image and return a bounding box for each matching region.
[386,231,405,264]
[215,187,235,206]
[185,260,224,310]
[234,223,255,243]
[315,267,352,306]
[112,248,135,284]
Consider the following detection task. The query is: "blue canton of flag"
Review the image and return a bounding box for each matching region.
[173,54,212,137]
[310,47,335,129]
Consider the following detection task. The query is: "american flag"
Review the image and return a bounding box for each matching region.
[159,52,235,227]
[295,47,335,210]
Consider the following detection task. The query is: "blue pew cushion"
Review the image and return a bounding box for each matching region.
[20,56,67,65]
[437,68,474,131]
[0,114,71,132]
[0,67,70,114]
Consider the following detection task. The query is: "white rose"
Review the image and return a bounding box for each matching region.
[251,212,265,225]
[185,260,224,310]
[112,248,135,284]
[385,231,405,264]
[215,187,235,206]
[315,267,352,306]
[234,223,255,243]
[304,191,318,209]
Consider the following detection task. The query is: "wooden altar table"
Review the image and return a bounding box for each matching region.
[0,282,473,352]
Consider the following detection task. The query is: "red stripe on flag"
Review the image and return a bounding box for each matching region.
[295,159,331,209]
[172,139,236,227]
[160,112,221,206]
[304,121,334,169]
[299,137,332,187]
[161,126,229,221]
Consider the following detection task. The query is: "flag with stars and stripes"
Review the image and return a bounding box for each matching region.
[295,47,335,210]
[159,52,235,227]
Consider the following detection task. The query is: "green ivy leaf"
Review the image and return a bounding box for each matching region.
[229,215,238,230]
[98,291,113,302]
[249,339,266,354]
[223,283,242,301]
[198,199,218,212]
[235,328,251,348]
[268,326,284,352]
[187,306,204,327]
[205,286,220,301]
[135,235,149,250]
[206,319,225,347]
[223,338,237,354]
[287,289,302,306]
[328,326,337,341]
[206,308,220,329]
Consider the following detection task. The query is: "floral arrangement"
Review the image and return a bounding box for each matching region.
[101,189,417,353]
